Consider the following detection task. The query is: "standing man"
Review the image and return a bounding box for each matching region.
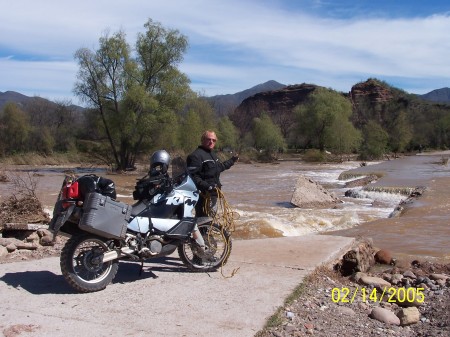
[187,130,239,217]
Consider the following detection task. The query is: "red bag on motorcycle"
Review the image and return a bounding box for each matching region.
[60,174,116,208]
[61,180,79,208]
[63,181,79,199]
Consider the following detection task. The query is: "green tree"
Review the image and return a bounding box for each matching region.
[24,98,78,152]
[179,110,203,152]
[28,126,55,155]
[328,117,362,155]
[74,19,191,170]
[0,103,30,155]
[184,96,216,131]
[360,120,389,160]
[388,110,412,154]
[294,88,359,153]
[217,116,239,151]
[252,112,285,153]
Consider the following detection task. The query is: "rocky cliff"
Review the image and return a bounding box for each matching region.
[228,78,429,137]
[229,83,319,136]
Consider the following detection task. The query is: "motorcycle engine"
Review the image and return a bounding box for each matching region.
[148,240,163,254]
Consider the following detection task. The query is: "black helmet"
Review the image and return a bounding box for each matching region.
[150,150,170,174]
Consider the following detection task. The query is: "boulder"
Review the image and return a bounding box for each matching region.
[40,235,55,246]
[290,175,341,208]
[359,275,391,288]
[15,242,38,250]
[374,249,393,264]
[369,307,400,325]
[429,273,449,281]
[0,245,8,257]
[397,307,420,326]
[339,238,375,275]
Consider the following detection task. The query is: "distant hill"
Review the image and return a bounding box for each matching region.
[229,79,450,140]
[0,91,84,112]
[204,80,286,116]
[229,83,318,135]
[0,91,39,110]
[418,87,450,104]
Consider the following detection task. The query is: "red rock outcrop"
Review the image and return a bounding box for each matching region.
[229,83,319,136]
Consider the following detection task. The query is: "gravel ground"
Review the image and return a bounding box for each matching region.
[1,196,449,337]
[1,234,449,337]
[256,259,450,337]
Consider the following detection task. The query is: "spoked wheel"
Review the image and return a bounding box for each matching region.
[178,222,232,272]
[60,234,119,293]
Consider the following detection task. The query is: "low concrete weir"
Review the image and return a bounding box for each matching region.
[0,235,354,337]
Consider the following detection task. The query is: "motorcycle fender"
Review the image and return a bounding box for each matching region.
[165,217,196,239]
[196,216,213,226]
[49,203,76,234]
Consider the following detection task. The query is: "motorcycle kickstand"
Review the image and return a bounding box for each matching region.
[139,261,144,276]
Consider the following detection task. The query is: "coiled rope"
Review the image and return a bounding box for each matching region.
[203,187,239,277]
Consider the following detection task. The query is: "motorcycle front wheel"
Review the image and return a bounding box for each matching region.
[60,234,119,293]
[178,222,232,272]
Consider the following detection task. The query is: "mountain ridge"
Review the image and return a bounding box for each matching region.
[1,82,449,113]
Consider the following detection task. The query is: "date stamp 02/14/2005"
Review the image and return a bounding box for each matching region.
[331,287,425,304]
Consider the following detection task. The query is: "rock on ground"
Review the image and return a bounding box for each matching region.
[255,243,450,337]
[290,175,341,208]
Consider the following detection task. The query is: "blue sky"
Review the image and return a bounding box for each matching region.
[1,0,449,106]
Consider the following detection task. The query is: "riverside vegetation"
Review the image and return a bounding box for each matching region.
[0,158,449,337]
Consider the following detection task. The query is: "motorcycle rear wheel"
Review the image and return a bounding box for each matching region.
[60,234,119,293]
[178,222,232,272]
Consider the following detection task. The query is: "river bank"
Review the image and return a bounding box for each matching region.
[1,151,450,263]
[1,154,450,336]
[256,256,450,337]
[325,152,450,263]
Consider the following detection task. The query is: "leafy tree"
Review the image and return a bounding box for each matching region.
[252,112,285,153]
[387,110,412,154]
[328,117,362,155]
[184,96,216,131]
[294,88,359,153]
[0,103,30,155]
[360,120,388,160]
[217,116,239,151]
[28,126,55,154]
[179,110,203,152]
[74,19,191,170]
[24,98,79,152]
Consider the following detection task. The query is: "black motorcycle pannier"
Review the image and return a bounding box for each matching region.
[77,175,117,200]
[79,192,131,239]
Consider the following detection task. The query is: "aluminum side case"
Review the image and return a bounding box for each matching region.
[79,192,131,239]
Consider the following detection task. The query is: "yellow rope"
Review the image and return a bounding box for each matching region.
[202,187,240,278]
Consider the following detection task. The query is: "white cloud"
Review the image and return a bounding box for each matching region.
[0,58,78,102]
[0,0,449,101]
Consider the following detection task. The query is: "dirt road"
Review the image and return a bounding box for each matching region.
[0,235,354,337]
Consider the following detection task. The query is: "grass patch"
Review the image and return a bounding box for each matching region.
[256,265,326,333]
[264,281,309,328]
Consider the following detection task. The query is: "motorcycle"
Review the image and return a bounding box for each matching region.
[48,156,232,293]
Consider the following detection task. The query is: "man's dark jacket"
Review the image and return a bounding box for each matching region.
[187,146,235,193]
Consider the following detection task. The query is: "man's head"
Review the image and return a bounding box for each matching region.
[201,130,217,150]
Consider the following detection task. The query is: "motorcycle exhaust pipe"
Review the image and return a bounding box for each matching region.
[102,247,135,262]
